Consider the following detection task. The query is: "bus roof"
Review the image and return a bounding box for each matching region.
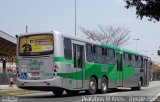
[18,31,148,57]
[61,32,146,56]
[122,48,139,55]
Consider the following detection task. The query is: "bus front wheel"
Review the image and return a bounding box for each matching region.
[131,80,142,91]
[86,77,97,95]
[137,80,142,90]
[52,88,64,96]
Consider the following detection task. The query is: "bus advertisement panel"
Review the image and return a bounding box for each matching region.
[19,34,53,56]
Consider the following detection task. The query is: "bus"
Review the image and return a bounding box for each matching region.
[16,31,151,96]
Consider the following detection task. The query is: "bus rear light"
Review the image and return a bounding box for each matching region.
[53,69,57,72]
[17,67,19,75]
[54,65,58,69]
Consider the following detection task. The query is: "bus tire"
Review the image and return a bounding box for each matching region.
[101,77,108,94]
[86,77,97,95]
[52,88,64,96]
[137,80,142,90]
[131,80,142,91]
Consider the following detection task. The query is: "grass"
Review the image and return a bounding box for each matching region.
[0,89,43,96]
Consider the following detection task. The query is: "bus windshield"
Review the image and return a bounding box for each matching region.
[19,34,53,56]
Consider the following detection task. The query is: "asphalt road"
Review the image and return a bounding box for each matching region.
[4,81,160,102]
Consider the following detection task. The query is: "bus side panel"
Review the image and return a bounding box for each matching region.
[61,62,77,90]
[123,66,138,88]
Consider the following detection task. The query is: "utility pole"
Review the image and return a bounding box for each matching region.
[26,25,28,33]
[133,38,140,52]
[75,0,77,36]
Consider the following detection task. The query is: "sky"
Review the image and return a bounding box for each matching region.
[0,0,160,64]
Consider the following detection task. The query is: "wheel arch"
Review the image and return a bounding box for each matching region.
[102,75,108,81]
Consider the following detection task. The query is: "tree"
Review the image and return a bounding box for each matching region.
[125,0,160,22]
[80,25,130,46]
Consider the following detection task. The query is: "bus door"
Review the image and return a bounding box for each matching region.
[73,44,85,88]
[116,53,123,87]
[143,58,149,86]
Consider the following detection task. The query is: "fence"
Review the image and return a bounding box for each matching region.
[0,73,17,85]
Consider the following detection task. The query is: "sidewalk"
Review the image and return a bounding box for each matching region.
[0,84,43,96]
[0,85,19,91]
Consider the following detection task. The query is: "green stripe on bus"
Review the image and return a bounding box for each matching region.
[53,57,74,64]
[54,57,135,81]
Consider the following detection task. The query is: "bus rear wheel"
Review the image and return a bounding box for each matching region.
[101,77,108,94]
[52,88,64,96]
[86,77,97,95]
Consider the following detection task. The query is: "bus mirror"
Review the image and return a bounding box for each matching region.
[15,35,18,38]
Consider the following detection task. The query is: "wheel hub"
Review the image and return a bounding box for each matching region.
[90,81,96,91]
[102,81,107,91]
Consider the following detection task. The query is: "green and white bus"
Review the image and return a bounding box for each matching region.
[16,31,151,96]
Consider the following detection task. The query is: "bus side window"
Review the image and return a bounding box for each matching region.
[105,48,109,64]
[130,54,137,67]
[102,47,106,64]
[108,49,115,64]
[64,38,72,60]
[108,49,114,58]
[93,46,104,63]
[124,52,130,66]
[86,44,94,62]
[141,57,144,68]
[137,56,143,68]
